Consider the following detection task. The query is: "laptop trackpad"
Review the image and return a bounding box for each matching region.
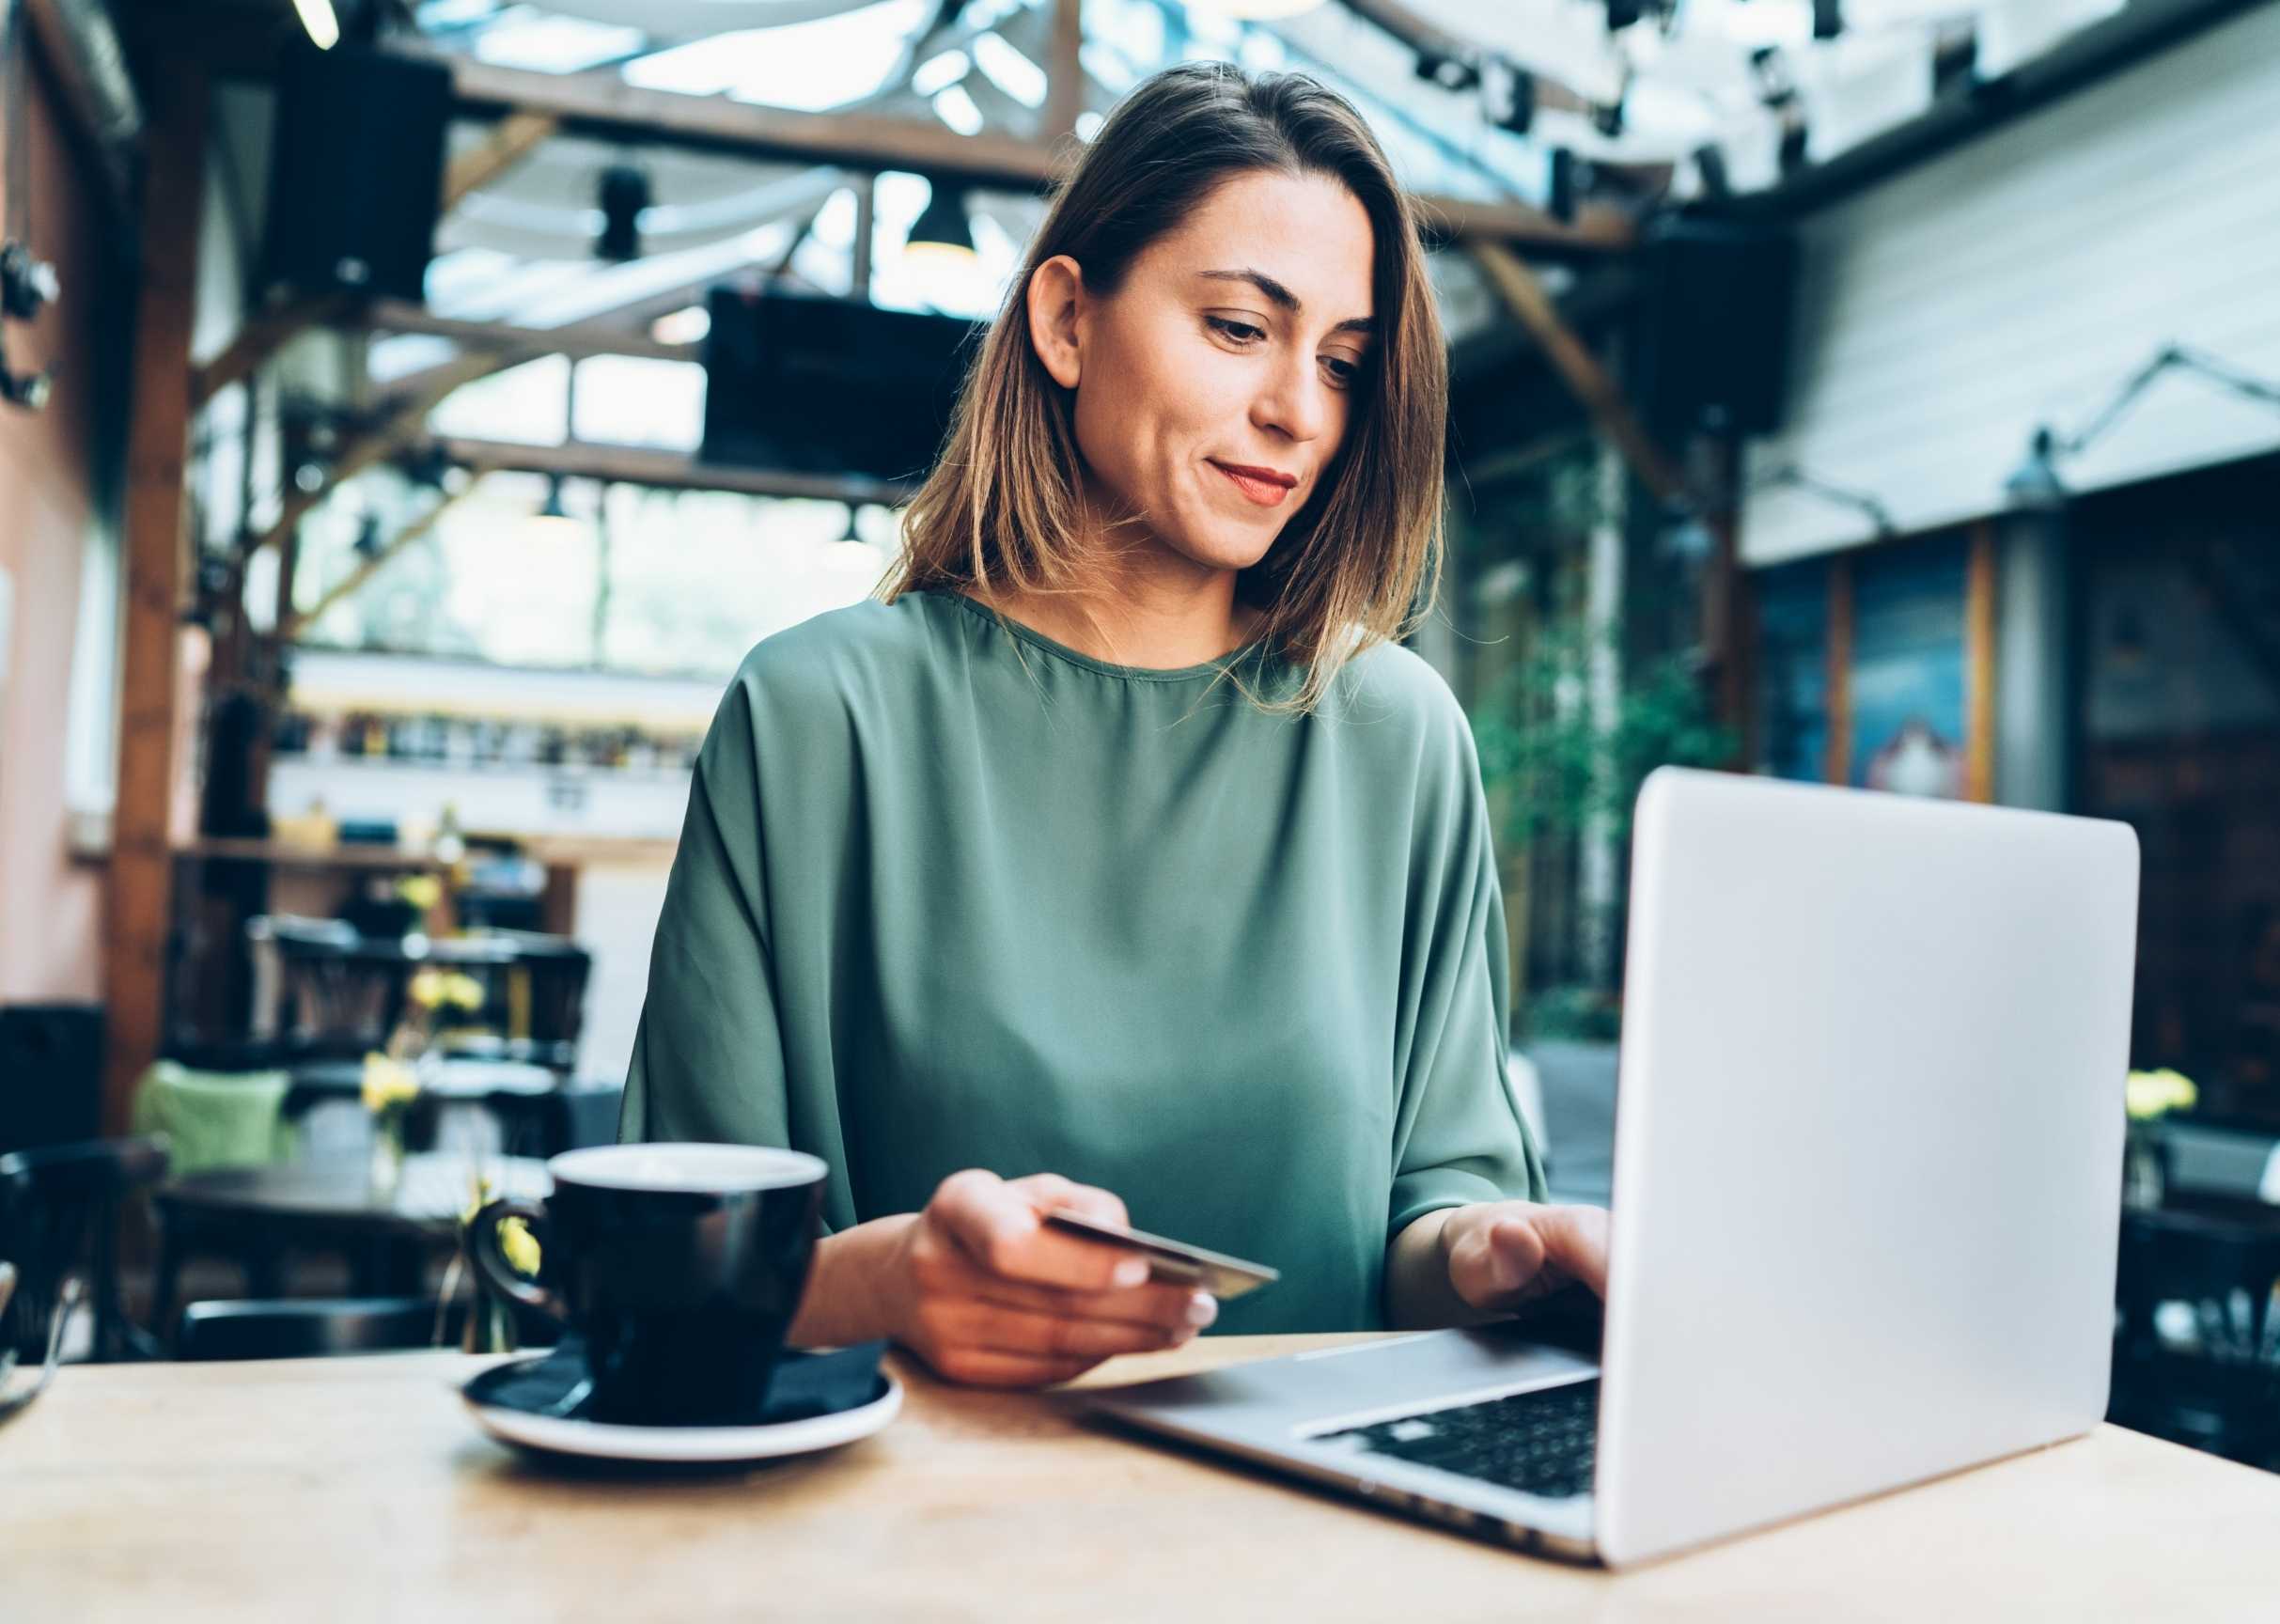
[1092,1323,1600,1435]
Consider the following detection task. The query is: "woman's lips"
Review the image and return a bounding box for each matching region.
[1210,461,1297,508]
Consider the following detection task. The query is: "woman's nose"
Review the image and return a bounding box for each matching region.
[1253,354,1329,444]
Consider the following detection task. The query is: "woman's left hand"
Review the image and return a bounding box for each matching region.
[1439,1202,1610,1315]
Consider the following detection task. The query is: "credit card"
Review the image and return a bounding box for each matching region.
[1042,1209,1281,1300]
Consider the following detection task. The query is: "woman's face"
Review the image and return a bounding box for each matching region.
[1026,167,1378,578]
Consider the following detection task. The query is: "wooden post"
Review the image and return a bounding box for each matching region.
[1825,554,1855,788]
[1043,0,1085,145]
[1964,523,1999,803]
[1470,242,1695,513]
[103,52,207,1133]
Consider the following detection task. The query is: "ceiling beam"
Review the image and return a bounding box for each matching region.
[278,472,492,644]
[430,47,1062,188]
[1470,242,1694,511]
[359,298,699,364]
[442,109,561,209]
[242,346,508,564]
[420,47,1631,250]
[191,291,356,409]
[425,434,918,507]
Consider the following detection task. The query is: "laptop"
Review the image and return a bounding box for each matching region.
[1091,768,2142,1568]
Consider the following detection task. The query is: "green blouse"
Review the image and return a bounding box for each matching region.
[620,587,1543,1332]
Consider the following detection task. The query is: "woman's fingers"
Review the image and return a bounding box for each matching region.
[1536,1205,1611,1299]
[1449,1214,1545,1306]
[915,1209,1208,1330]
[1445,1203,1613,1308]
[1006,1171,1129,1228]
[930,1169,1151,1292]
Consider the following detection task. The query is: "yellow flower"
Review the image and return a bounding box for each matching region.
[2125,1069,2197,1121]
[407,968,486,1013]
[361,1053,422,1114]
[499,1216,542,1277]
[396,874,444,912]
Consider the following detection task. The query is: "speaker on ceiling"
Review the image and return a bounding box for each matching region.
[700,287,982,484]
[1631,217,1800,441]
[259,44,451,304]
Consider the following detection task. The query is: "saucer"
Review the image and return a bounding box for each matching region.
[462,1347,901,1464]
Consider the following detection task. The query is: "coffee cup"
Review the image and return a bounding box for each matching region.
[470,1143,828,1426]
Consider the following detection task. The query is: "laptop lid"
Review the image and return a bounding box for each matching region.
[1594,770,2140,1566]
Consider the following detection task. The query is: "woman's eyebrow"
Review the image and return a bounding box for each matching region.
[1196,268,1375,336]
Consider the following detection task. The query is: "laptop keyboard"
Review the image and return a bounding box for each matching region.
[1320,1379,1599,1501]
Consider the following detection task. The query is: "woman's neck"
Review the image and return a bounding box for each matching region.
[968,517,1262,670]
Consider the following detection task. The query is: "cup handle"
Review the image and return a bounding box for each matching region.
[468,1197,566,1322]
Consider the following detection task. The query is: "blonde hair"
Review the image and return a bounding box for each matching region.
[881,62,1449,713]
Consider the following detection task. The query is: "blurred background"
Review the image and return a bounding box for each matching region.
[0,0,2275,1453]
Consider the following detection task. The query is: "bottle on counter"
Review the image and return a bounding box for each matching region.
[433,801,466,867]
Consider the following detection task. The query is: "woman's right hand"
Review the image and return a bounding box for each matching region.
[883,1169,1219,1388]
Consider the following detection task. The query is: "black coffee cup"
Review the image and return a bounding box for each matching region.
[470,1143,828,1427]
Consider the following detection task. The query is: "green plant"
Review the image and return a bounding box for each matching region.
[1522,984,1622,1042]
[1472,619,1737,850]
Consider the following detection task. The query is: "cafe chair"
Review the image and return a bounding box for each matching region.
[2112,1204,2280,1469]
[249,915,405,1060]
[175,1296,462,1361]
[0,1136,172,1365]
[552,1078,626,1153]
[437,931,593,1074]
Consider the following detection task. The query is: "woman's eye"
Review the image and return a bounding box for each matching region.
[1206,315,1266,344]
[1322,355,1361,389]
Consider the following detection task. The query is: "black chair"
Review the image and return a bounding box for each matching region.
[0,1004,105,1154]
[250,915,406,1059]
[175,1296,461,1361]
[0,1136,171,1364]
[438,931,593,1074]
[553,1078,625,1153]
[175,1293,557,1359]
[2112,1203,2280,1468]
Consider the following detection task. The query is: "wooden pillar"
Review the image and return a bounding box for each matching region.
[102,52,206,1133]
[1043,0,1085,145]
[1824,554,1855,788]
[1964,522,1999,804]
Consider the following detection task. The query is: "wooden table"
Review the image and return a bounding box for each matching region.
[8,1335,2279,1622]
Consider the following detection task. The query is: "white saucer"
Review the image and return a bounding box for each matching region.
[463,1364,902,1463]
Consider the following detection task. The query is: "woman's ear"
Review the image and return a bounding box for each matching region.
[1024,254,1085,390]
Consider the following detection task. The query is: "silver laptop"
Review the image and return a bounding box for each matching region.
[1092,768,2142,1568]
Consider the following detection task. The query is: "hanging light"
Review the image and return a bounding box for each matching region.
[293,0,340,50]
[905,181,977,272]
[598,164,649,262]
[524,475,585,543]
[1184,0,1327,18]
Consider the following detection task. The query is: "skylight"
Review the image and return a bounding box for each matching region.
[621,0,932,113]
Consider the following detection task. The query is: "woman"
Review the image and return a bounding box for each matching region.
[622,63,1608,1388]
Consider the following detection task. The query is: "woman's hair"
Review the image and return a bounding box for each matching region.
[880,61,1448,713]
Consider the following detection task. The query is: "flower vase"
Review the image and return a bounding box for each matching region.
[370,1112,407,1195]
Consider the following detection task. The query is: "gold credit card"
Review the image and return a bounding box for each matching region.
[1042,1209,1281,1300]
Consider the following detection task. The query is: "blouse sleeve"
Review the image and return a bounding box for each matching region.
[1384,700,1549,1240]
[619,675,791,1149]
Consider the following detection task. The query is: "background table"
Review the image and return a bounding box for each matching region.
[8,1334,2280,1622]
[151,1153,552,1324]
